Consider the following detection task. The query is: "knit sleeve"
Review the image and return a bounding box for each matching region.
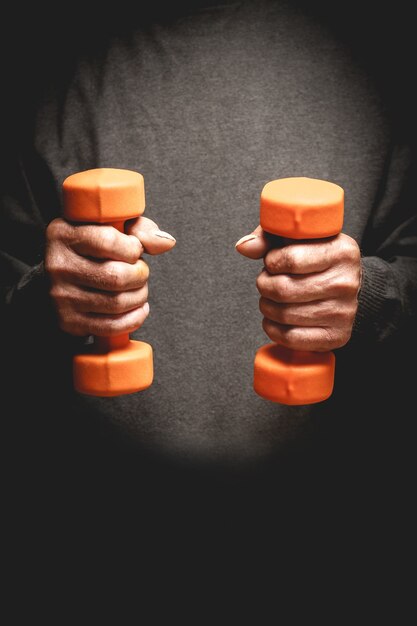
[352,141,417,346]
[0,147,83,395]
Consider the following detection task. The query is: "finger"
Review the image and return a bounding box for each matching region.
[261,318,350,352]
[235,225,274,259]
[87,303,151,337]
[264,238,337,275]
[57,302,150,337]
[67,224,141,263]
[259,297,356,327]
[256,268,357,303]
[76,285,149,315]
[126,216,176,255]
[71,257,150,291]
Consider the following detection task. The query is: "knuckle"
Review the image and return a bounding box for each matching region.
[261,317,275,340]
[46,218,66,241]
[275,275,293,301]
[341,303,358,325]
[258,296,270,316]
[351,244,361,265]
[49,284,68,304]
[339,328,353,347]
[322,327,337,347]
[104,264,125,290]
[265,247,299,274]
[44,254,56,274]
[45,252,67,276]
[138,284,149,305]
[282,247,298,273]
[263,258,275,274]
[264,251,279,274]
[334,274,360,297]
[321,327,351,350]
[58,313,86,337]
[278,305,292,326]
[262,317,298,348]
[339,235,361,262]
[128,234,141,258]
[104,312,141,336]
[327,302,357,324]
[108,292,126,314]
[256,271,267,294]
[332,307,348,323]
[326,327,352,349]
[259,273,294,301]
[261,298,290,324]
[137,259,150,282]
[279,325,299,348]
[98,227,117,251]
[103,317,123,335]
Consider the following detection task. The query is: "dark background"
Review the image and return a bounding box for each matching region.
[1,1,416,615]
[2,1,417,136]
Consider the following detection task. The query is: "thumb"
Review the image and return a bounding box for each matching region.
[235,225,272,259]
[126,215,176,255]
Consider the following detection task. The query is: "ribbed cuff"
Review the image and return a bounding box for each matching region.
[352,256,400,344]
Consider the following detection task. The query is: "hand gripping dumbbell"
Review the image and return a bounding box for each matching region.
[253,177,344,405]
[62,167,153,397]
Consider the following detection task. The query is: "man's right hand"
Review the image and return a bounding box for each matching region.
[45,216,176,337]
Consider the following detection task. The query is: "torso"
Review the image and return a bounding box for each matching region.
[30,0,391,466]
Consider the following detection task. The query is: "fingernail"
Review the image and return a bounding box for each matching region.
[235,234,258,248]
[143,302,150,315]
[155,229,176,242]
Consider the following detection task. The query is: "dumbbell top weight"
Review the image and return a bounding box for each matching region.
[254,176,344,405]
[63,167,145,224]
[260,176,344,239]
[62,168,153,397]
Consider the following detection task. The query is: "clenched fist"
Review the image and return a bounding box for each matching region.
[236,226,362,352]
[45,216,175,337]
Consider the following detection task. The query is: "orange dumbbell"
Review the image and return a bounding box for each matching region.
[62,168,153,397]
[253,177,344,405]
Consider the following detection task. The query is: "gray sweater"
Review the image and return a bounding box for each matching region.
[1,1,416,485]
